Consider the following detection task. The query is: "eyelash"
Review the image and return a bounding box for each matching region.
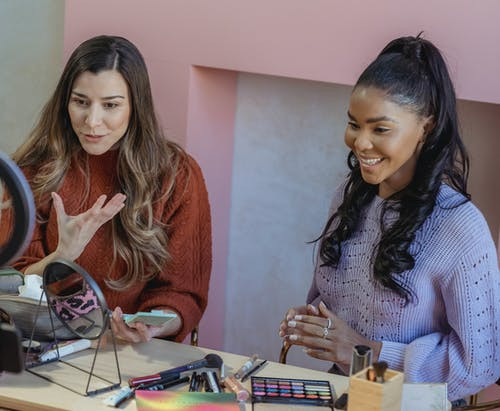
[348,123,390,134]
[72,98,88,106]
[71,99,119,109]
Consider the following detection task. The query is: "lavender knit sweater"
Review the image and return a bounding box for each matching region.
[307,184,499,401]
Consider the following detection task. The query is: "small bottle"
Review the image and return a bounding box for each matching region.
[234,354,258,379]
[223,375,249,401]
[349,345,373,376]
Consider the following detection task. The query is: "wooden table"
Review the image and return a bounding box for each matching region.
[0,338,449,410]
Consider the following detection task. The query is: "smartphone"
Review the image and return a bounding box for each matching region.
[122,310,177,327]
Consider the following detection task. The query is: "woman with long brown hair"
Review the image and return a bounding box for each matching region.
[7,35,212,343]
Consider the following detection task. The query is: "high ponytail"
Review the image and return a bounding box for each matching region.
[317,34,470,302]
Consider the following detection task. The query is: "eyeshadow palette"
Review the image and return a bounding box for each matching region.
[251,376,334,408]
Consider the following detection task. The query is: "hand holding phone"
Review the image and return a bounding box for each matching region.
[122,310,177,327]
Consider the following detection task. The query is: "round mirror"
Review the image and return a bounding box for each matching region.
[43,260,108,340]
[0,152,35,267]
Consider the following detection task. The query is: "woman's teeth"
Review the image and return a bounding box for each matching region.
[360,157,383,166]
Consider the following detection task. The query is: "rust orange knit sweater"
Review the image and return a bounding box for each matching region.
[10,150,212,342]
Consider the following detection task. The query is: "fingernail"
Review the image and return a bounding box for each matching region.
[294,315,303,320]
[288,320,296,327]
[289,334,298,341]
[279,330,284,337]
[319,301,326,308]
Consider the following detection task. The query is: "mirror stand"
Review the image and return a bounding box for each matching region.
[25,291,122,396]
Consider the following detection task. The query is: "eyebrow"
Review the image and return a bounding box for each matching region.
[347,111,398,124]
[71,91,125,100]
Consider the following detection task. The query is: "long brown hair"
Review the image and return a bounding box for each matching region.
[13,35,187,289]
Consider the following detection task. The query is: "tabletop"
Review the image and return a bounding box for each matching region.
[0,338,449,410]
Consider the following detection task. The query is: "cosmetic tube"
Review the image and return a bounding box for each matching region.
[39,339,91,362]
[206,370,221,393]
[349,344,372,376]
[234,354,258,379]
[223,375,249,401]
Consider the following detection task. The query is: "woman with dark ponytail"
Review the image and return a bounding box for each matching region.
[280,34,499,401]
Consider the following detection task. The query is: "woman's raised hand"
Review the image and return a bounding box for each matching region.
[51,191,126,261]
[279,304,319,339]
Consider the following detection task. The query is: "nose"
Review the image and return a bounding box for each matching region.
[85,104,103,130]
[353,130,373,152]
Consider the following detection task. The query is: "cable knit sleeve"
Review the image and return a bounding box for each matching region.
[380,239,500,401]
[137,156,212,342]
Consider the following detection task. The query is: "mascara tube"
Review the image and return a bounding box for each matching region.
[201,372,212,392]
[223,375,249,401]
[189,372,198,392]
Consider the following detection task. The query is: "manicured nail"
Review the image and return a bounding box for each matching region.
[279,330,284,337]
[289,335,298,341]
[319,301,326,308]
[308,304,318,314]
[288,320,296,327]
[294,315,303,320]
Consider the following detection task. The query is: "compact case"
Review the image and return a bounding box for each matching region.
[251,376,334,409]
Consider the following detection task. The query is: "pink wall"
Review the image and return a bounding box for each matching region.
[64,0,500,349]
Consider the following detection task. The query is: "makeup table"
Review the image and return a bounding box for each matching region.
[0,338,449,410]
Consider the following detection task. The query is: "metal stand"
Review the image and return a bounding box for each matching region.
[25,291,121,396]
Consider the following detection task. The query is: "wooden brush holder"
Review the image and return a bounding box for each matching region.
[347,366,404,411]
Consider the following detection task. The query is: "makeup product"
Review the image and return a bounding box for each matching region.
[206,370,222,393]
[234,353,258,379]
[251,376,334,408]
[241,360,267,382]
[189,372,198,392]
[201,372,212,392]
[139,376,190,391]
[372,361,388,383]
[39,338,91,362]
[195,374,204,392]
[135,391,239,411]
[223,374,249,401]
[334,393,348,410]
[21,339,41,353]
[349,345,373,376]
[366,367,377,382]
[128,353,222,387]
[103,386,134,408]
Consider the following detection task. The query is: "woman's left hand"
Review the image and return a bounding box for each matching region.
[110,306,182,343]
[282,301,382,365]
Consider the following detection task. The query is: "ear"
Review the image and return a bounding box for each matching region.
[420,115,435,143]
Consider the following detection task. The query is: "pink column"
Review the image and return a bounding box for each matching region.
[185,67,238,348]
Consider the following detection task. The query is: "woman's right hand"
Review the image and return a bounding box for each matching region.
[279,304,319,339]
[51,191,126,261]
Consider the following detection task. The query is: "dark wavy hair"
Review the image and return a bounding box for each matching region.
[318,34,470,302]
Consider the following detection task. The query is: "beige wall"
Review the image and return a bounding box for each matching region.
[0,0,64,154]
